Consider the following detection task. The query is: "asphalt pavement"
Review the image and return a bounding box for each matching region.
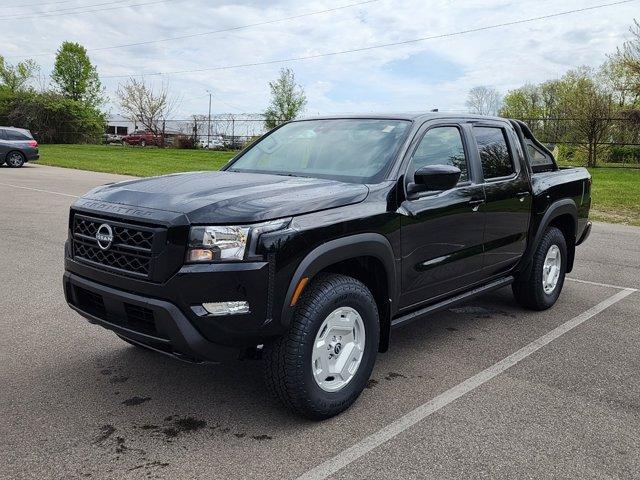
[1,164,639,480]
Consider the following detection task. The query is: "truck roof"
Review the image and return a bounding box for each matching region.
[297,112,509,122]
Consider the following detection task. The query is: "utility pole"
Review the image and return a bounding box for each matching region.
[207,90,212,148]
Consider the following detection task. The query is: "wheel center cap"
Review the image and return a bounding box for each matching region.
[333,343,342,355]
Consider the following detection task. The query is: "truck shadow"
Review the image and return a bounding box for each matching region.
[48,285,549,472]
[68,288,520,418]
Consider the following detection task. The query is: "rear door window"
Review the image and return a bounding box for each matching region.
[0,129,6,140]
[5,129,31,141]
[474,127,514,179]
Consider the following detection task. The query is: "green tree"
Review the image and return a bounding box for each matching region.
[500,83,541,118]
[619,19,640,98]
[264,68,307,130]
[561,68,614,167]
[0,55,38,93]
[51,41,103,105]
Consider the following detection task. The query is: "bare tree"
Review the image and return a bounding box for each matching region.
[116,77,179,146]
[465,86,502,116]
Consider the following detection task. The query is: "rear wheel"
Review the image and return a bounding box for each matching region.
[513,226,567,310]
[139,140,147,147]
[264,273,379,419]
[6,151,25,168]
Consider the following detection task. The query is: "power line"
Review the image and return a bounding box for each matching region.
[0,0,130,19]
[10,0,381,58]
[5,0,87,8]
[0,0,177,21]
[100,0,638,79]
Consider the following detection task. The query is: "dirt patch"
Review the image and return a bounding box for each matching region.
[94,425,116,444]
[385,372,406,381]
[121,396,151,406]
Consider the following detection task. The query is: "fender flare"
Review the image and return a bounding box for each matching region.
[280,233,398,328]
[519,199,578,275]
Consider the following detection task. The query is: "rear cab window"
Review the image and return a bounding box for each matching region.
[527,143,556,172]
[473,126,515,180]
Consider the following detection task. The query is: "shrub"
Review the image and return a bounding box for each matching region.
[173,135,196,149]
[609,145,640,164]
[0,89,105,143]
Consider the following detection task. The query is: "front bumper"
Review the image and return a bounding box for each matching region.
[64,272,242,363]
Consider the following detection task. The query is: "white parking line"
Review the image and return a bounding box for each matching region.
[0,182,79,198]
[567,277,637,292]
[296,287,636,480]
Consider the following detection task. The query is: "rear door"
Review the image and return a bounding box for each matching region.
[399,121,486,309]
[472,122,532,277]
[0,129,9,161]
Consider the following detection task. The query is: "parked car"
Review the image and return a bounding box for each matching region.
[102,133,123,145]
[198,136,224,149]
[63,113,591,419]
[122,130,157,147]
[0,126,39,168]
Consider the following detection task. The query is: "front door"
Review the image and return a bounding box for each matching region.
[399,123,486,310]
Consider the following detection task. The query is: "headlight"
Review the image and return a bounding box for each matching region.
[187,226,249,262]
[186,219,290,263]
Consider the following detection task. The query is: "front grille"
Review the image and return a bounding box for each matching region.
[72,214,160,279]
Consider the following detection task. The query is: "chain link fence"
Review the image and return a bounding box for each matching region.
[518,115,640,165]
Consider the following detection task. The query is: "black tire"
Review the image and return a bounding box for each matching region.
[263,273,379,420]
[512,226,567,310]
[5,151,25,168]
[139,140,146,147]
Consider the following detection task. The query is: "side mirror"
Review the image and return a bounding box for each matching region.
[407,165,461,196]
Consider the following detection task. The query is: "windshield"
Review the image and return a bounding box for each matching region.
[228,119,411,183]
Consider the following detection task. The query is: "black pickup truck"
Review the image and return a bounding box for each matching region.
[64,113,591,419]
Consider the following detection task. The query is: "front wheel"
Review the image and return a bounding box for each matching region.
[139,140,147,147]
[513,226,567,310]
[6,151,25,168]
[263,273,379,419]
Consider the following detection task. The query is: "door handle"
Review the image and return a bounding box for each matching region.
[516,191,530,196]
[468,199,484,212]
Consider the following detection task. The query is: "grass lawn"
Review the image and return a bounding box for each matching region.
[584,167,640,227]
[37,144,640,226]
[38,144,236,177]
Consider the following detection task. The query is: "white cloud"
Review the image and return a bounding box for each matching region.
[0,0,636,118]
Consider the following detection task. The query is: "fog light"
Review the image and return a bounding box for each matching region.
[202,301,250,316]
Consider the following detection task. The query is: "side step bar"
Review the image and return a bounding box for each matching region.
[391,276,514,329]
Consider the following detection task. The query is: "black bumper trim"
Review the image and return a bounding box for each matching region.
[64,271,240,363]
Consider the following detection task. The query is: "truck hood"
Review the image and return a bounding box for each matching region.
[82,171,369,224]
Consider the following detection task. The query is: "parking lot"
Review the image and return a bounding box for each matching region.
[1,163,639,479]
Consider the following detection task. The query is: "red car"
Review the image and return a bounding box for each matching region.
[122,130,157,147]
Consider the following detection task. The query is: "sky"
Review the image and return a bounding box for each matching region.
[1,0,637,120]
